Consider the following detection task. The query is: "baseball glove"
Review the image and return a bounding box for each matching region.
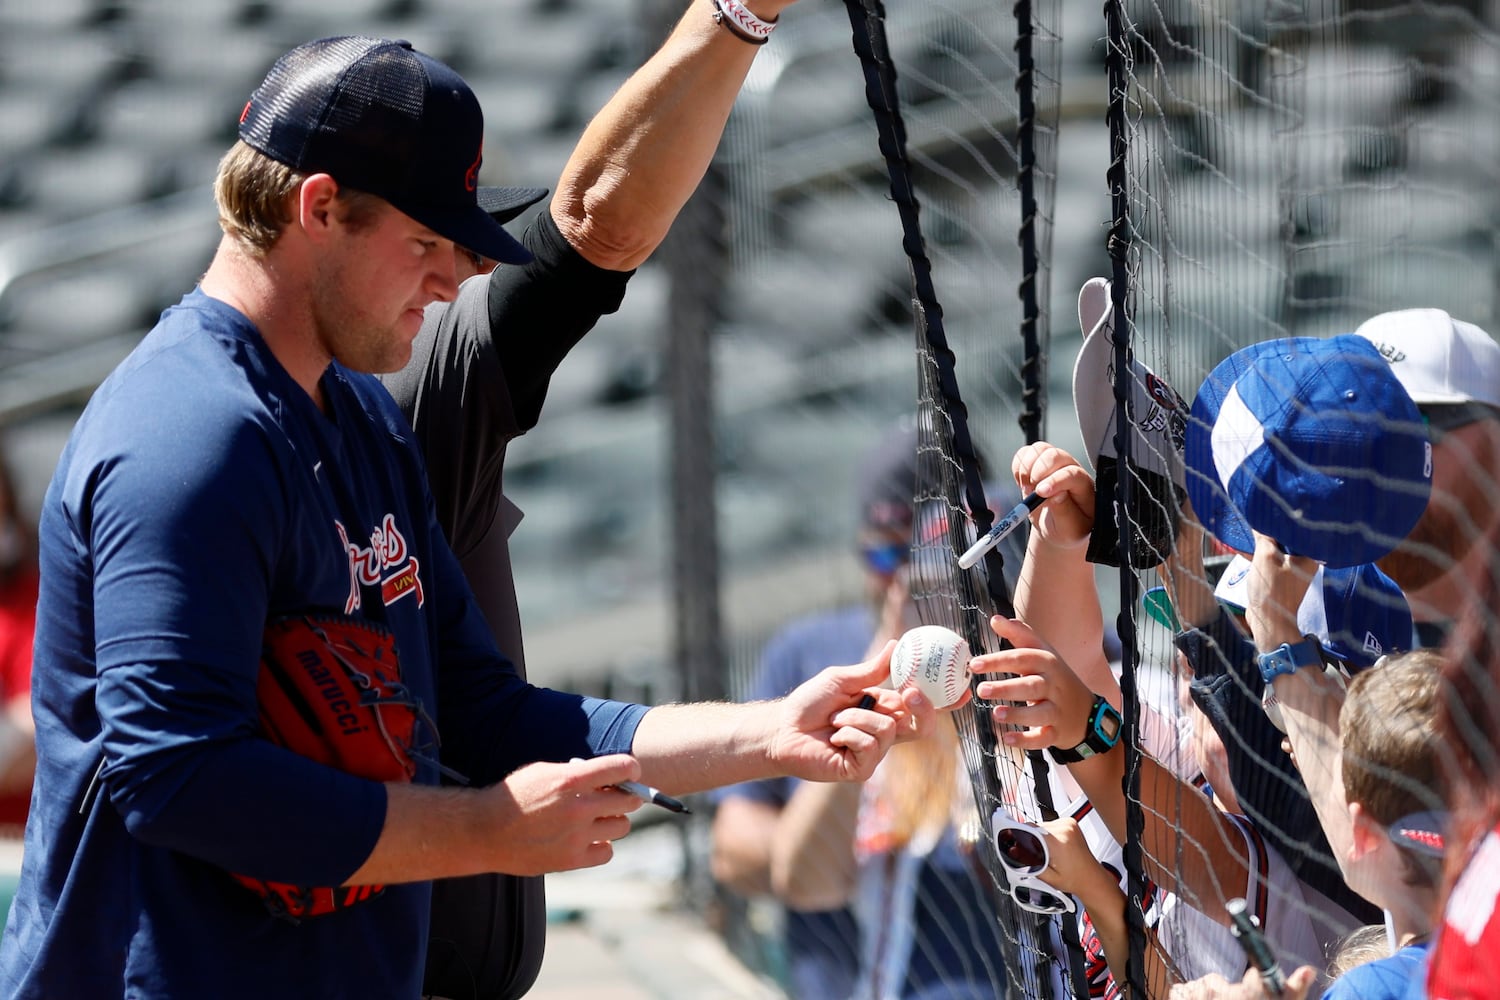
[231,613,447,921]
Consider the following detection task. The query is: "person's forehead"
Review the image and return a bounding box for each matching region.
[363,195,450,243]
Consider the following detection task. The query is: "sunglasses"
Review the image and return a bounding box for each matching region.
[991,809,1076,915]
[861,541,909,576]
[1421,402,1495,435]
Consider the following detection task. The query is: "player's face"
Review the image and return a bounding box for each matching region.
[311,201,460,374]
[1378,419,1498,590]
[455,245,499,283]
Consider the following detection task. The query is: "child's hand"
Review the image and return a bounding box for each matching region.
[969,616,1104,752]
[1034,817,1114,900]
[1011,442,1096,550]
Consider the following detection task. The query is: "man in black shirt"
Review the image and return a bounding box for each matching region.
[379,2,805,996]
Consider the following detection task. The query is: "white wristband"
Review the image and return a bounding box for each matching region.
[710,0,777,44]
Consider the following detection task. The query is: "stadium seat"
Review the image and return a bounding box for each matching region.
[91,79,242,152]
[8,147,163,220]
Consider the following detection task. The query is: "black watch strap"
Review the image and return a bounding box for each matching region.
[1050,694,1123,764]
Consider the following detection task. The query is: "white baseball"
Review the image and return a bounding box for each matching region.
[890,625,971,709]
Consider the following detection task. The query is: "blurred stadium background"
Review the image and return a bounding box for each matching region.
[4,0,1499,995]
[0,0,1116,716]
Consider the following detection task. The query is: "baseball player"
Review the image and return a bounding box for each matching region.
[0,27,935,1000]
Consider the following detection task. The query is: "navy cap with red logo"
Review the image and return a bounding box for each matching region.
[238,35,535,265]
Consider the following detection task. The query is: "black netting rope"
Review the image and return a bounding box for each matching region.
[841,1,1086,995]
[1014,0,1046,446]
[1103,0,1149,996]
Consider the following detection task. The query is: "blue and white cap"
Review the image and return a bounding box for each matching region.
[1212,555,1412,670]
[1185,335,1433,567]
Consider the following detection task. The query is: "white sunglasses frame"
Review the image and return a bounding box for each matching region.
[991,811,1077,915]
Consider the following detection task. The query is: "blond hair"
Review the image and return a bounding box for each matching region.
[214,141,383,255]
[1326,923,1391,978]
[877,714,968,849]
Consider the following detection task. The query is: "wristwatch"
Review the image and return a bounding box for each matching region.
[1256,636,1324,685]
[1050,694,1123,764]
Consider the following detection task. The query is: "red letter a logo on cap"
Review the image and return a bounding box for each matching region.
[464,144,482,193]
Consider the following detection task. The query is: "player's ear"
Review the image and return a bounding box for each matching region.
[1346,800,1380,860]
[297,174,342,238]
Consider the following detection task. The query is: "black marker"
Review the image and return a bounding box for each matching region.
[613,780,691,815]
[569,757,691,815]
[1227,897,1286,996]
[957,492,1045,570]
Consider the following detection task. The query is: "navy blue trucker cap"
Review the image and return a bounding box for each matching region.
[238,36,533,265]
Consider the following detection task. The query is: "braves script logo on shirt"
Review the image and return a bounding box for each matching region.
[335,515,425,613]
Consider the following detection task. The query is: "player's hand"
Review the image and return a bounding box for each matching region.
[1244,532,1319,652]
[1011,442,1096,550]
[969,615,1103,752]
[483,755,644,876]
[770,642,937,783]
[1167,965,1316,1000]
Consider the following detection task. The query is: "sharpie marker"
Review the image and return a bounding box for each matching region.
[613,780,691,815]
[568,758,691,815]
[957,492,1045,570]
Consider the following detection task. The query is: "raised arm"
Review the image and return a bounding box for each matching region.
[552,0,794,270]
[1240,533,1355,873]
[1009,442,1114,696]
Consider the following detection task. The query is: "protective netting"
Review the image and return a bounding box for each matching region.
[1108,2,1500,997]
[834,0,1088,996]
[797,0,1500,998]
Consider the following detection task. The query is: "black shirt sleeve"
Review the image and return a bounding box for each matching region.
[379,210,633,557]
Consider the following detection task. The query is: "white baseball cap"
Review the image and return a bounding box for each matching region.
[1071,277,1188,567]
[1354,308,1500,408]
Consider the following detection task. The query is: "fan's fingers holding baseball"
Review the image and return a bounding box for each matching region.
[986,614,1060,654]
[972,670,1051,703]
[967,640,1058,679]
[990,714,1056,751]
[989,698,1061,735]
